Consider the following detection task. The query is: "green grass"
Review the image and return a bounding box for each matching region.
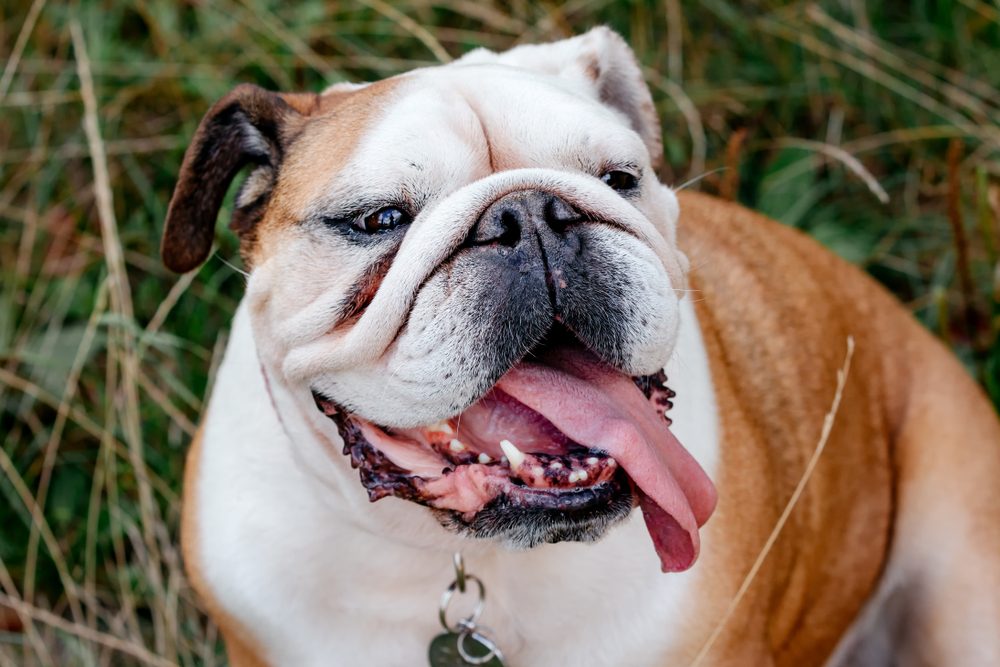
[1,0,998,664]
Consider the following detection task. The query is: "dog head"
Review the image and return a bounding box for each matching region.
[163,28,716,572]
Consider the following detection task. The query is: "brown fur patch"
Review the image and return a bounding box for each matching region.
[675,191,895,664]
[246,79,403,267]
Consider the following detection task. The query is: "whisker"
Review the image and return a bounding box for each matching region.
[674,167,728,192]
[215,253,250,279]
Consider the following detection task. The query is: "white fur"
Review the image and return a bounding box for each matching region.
[192,295,719,666]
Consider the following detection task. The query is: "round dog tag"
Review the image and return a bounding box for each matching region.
[428,631,506,667]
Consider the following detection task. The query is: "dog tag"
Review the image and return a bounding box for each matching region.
[428,631,506,667]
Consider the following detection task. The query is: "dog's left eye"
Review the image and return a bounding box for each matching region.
[601,170,639,192]
[356,207,411,233]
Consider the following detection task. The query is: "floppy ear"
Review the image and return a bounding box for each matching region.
[465,27,663,167]
[161,84,316,273]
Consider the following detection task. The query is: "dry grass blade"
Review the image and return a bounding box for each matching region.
[137,368,198,437]
[140,270,199,353]
[433,0,527,34]
[0,594,178,667]
[0,135,186,165]
[0,368,179,503]
[806,4,1000,120]
[0,0,47,102]
[841,125,998,155]
[759,16,999,147]
[71,19,173,657]
[69,21,133,341]
[22,281,108,611]
[12,203,37,290]
[232,0,340,80]
[773,138,890,204]
[648,73,707,182]
[664,0,683,83]
[359,0,453,63]
[955,0,1000,23]
[0,90,79,108]
[0,557,53,665]
[0,444,85,627]
[689,336,856,667]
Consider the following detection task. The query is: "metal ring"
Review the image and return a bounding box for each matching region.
[438,574,485,632]
[457,630,500,665]
[453,552,466,593]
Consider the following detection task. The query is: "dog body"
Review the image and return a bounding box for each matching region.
[165,29,1000,666]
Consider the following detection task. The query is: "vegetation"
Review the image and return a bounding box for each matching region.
[1,0,997,664]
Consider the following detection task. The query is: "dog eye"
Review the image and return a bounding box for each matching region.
[600,170,639,192]
[355,206,411,233]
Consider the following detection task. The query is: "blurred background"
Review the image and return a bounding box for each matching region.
[1,0,998,664]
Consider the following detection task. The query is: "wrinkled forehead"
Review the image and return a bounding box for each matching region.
[383,64,647,169]
[278,64,647,213]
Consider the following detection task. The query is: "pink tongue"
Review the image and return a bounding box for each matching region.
[496,349,717,572]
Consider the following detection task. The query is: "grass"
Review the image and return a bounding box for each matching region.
[1,0,998,664]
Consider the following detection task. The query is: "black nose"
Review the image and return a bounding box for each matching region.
[467,190,582,247]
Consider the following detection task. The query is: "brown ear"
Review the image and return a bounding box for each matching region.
[464,27,663,168]
[161,84,316,273]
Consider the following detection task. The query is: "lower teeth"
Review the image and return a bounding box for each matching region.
[429,434,614,488]
[500,451,614,488]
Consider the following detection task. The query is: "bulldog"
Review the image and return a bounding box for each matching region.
[162,28,1000,667]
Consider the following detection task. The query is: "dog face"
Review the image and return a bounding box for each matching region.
[163,28,715,572]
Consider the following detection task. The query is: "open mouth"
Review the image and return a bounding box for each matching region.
[312,328,716,572]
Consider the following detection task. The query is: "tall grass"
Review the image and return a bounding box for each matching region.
[1,1,998,664]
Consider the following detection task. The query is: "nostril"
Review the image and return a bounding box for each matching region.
[467,205,524,247]
[545,196,582,233]
[497,210,521,247]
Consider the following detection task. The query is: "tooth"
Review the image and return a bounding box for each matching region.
[478,453,492,464]
[499,440,525,470]
[569,470,589,483]
[429,421,454,434]
[432,421,455,434]
[533,466,545,478]
[586,457,599,466]
[549,461,563,470]
[449,439,466,453]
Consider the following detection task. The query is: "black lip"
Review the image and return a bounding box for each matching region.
[439,469,636,548]
[501,469,630,511]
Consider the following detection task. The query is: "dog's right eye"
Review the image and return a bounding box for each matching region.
[600,170,639,192]
[355,206,411,233]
